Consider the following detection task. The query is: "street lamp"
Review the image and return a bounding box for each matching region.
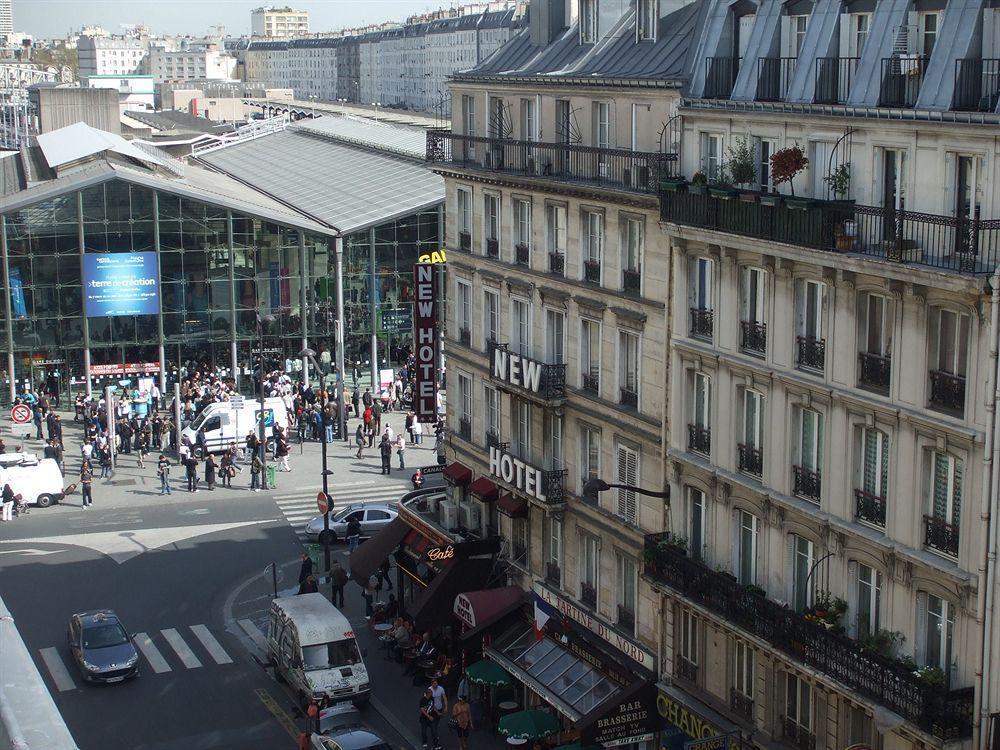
[300,347,334,585]
[255,312,276,489]
[581,478,670,506]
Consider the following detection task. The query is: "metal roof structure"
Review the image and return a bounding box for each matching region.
[196,127,443,235]
[123,109,235,135]
[36,122,169,171]
[291,116,428,160]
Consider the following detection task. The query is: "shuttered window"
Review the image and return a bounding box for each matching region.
[734,641,754,697]
[931,452,962,525]
[744,390,763,450]
[616,444,639,524]
[862,429,889,497]
[688,487,705,561]
[693,372,711,429]
[799,409,823,473]
[738,510,759,586]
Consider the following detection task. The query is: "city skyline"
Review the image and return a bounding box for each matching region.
[16,0,455,39]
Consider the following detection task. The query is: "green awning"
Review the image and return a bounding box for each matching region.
[466,658,513,688]
[499,709,561,741]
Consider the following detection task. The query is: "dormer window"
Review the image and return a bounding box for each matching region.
[581,0,598,43]
[638,0,657,41]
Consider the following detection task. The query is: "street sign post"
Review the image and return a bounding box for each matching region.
[316,491,329,515]
[230,395,245,410]
[9,404,31,424]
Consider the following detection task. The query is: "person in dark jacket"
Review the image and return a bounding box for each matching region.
[346,515,362,553]
[185,455,199,492]
[379,435,392,475]
[204,453,217,490]
[298,551,313,587]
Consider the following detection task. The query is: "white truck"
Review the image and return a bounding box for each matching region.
[266,593,370,708]
[0,453,68,508]
[181,396,288,457]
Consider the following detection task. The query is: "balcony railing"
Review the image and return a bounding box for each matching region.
[688,424,711,456]
[486,238,499,259]
[425,130,678,195]
[924,514,960,557]
[487,341,567,401]
[549,252,565,275]
[459,417,472,441]
[737,443,763,477]
[622,269,641,294]
[581,582,597,608]
[659,189,1000,276]
[855,489,887,528]
[953,58,1000,112]
[459,231,471,252]
[458,327,471,346]
[486,430,500,449]
[796,335,825,372]
[815,56,859,104]
[879,56,928,108]
[757,56,797,101]
[705,56,740,99]
[620,387,638,409]
[740,320,766,355]
[581,372,599,395]
[515,243,530,266]
[690,307,714,340]
[793,465,821,502]
[545,562,561,587]
[616,604,635,633]
[730,688,754,721]
[929,369,966,412]
[783,719,816,750]
[676,654,699,682]
[642,534,974,739]
[584,259,601,284]
[859,351,891,392]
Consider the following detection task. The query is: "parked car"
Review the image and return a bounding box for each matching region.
[304,504,398,545]
[67,610,139,684]
[310,707,392,750]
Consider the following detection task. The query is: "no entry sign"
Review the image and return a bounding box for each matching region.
[10,404,31,424]
[412,262,438,423]
[316,492,329,514]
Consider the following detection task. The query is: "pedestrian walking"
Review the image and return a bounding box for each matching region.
[355,424,365,460]
[346,514,362,553]
[157,454,172,495]
[419,687,441,750]
[363,573,378,617]
[330,562,348,608]
[379,435,392,475]
[185,454,199,492]
[80,461,94,509]
[372,399,383,434]
[98,445,112,478]
[451,695,472,750]
[251,453,263,491]
[412,418,422,445]
[205,453,217,490]
[220,450,234,488]
[276,429,291,472]
[298,551,313,587]
[1,482,15,521]
[429,678,448,730]
[351,388,361,419]
[394,433,406,470]
[405,412,415,443]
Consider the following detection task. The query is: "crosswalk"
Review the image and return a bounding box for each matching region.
[39,623,236,692]
[275,481,411,542]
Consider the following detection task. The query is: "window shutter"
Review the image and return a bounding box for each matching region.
[813,687,827,736]
[794,280,806,336]
[616,445,639,524]
[943,152,956,217]
[839,14,851,56]
[784,534,797,604]
[915,591,928,664]
[953,456,963,524]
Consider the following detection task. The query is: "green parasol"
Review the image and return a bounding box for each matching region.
[553,744,600,750]
[465,659,513,688]
[498,709,561,740]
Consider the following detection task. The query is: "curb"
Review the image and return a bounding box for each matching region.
[371,694,423,750]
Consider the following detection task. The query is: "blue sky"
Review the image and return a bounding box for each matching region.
[18,0,447,39]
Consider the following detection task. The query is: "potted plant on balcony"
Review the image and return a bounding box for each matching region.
[804,592,847,632]
[688,171,709,195]
[915,665,947,689]
[771,145,811,209]
[824,162,857,251]
[860,628,904,658]
[726,136,758,202]
[708,166,739,200]
[660,174,688,192]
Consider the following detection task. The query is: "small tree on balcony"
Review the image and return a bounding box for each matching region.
[770,145,809,196]
[725,136,757,187]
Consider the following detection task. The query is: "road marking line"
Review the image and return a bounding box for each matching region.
[237,618,269,652]
[39,647,76,692]
[133,632,171,673]
[160,628,202,669]
[255,687,299,740]
[189,624,233,665]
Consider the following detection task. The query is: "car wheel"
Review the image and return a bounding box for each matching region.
[318,530,336,546]
[193,446,204,459]
[36,494,53,508]
[265,439,276,453]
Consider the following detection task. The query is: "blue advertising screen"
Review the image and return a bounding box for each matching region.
[83,252,160,317]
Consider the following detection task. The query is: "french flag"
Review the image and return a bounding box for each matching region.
[533,593,559,640]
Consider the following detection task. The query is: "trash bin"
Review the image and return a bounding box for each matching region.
[266,464,277,489]
[307,544,321,569]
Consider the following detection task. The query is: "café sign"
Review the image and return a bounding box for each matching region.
[490,446,547,502]
[492,347,544,393]
[582,683,659,748]
[532,581,655,671]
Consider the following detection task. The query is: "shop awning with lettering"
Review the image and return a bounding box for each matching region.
[454,585,525,631]
[348,516,409,584]
[497,492,528,518]
[469,477,499,502]
[442,461,473,487]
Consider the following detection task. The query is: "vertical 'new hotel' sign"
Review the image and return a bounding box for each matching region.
[413,263,438,423]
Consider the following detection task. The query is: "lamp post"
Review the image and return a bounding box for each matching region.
[256,312,276,489]
[300,347,334,583]
[581,478,670,506]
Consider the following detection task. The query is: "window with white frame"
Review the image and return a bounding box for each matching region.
[548,517,562,570]
[679,610,698,666]
[513,398,530,459]
[546,204,567,255]
[462,95,476,157]
[519,97,537,142]
[930,308,970,379]
[741,266,766,327]
[484,385,500,443]
[921,594,953,672]
[545,309,565,364]
[581,425,600,490]
[859,292,893,364]
[919,11,939,56]
[688,486,706,561]
[701,133,724,181]
[754,137,777,191]
[860,428,889,502]
[785,673,812,732]
[617,554,637,630]
[855,564,882,640]
[545,412,563,470]
[689,256,714,339]
[580,0,597,42]
[737,509,759,586]
[638,0,657,40]
[514,198,531,251]
[456,280,471,336]
[790,535,815,613]
[789,15,808,56]
[511,516,528,567]
[583,211,603,275]
[483,288,500,345]
[621,215,643,277]
[618,330,640,406]
[740,389,764,476]
[616,443,639,524]
[795,279,826,345]
[457,187,472,242]
[594,102,610,175]
[851,13,870,56]
[734,641,754,699]
[581,318,601,390]
[796,408,823,498]
[928,451,962,540]
[581,533,599,600]
[691,372,711,454]
[511,298,530,358]
[457,373,473,427]
[484,193,499,244]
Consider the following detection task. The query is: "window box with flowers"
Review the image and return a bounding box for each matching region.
[803,592,847,634]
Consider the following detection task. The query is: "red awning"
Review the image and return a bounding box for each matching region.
[442,462,473,487]
[453,586,525,630]
[497,492,528,518]
[469,477,499,502]
[403,528,432,555]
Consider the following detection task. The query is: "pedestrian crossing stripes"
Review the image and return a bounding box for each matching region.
[274,481,411,542]
[38,623,235,692]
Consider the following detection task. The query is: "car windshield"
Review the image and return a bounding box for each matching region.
[333,508,356,522]
[302,639,362,671]
[82,622,130,649]
[189,411,208,430]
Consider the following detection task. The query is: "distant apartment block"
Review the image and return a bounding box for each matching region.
[251,7,309,38]
[77,36,147,79]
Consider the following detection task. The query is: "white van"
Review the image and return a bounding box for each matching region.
[267,593,370,708]
[0,453,67,508]
[181,397,288,457]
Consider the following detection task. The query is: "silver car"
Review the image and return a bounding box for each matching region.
[304,504,398,545]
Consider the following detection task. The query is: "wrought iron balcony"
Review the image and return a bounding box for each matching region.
[953,58,1000,111]
[622,269,641,294]
[642,534,974,739]
[793,465,821,502]
[737,443,763,477]
[676,654,699,682]
[616,604,635,633]
[659,189,1000,276]
[581,371,599,395]
[425,129,677,195]
[783,719,816,750]
[459,231,471,252]
[487,341,566,401]
[458,327,471,346]
[545,561,561,587]
[705,56,740,99]
[458,417,472,441]
[515,243,530,266]
[687,424,711,456]
[485,430,500,449]
[740,320,767,355]
[855,489,887,528]
[730,689,754,721]
[581,582,597,608]
[757,56,797,102]
[814,56,859,104]
[796,335,825,372]
[486,238,499,259]
[690,307,714,340]
[620,387,638,409]
[583,259,601,284]
[859,351,891,392]
[879,55,928,108]
[924,514,960,557]
[929,369,966,412]
[549,252,565,275]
